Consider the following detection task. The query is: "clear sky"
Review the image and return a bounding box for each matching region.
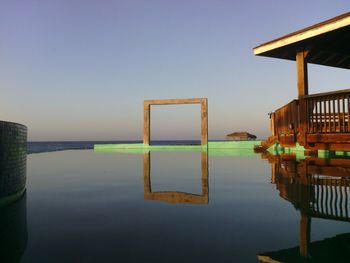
[1,0,349,141]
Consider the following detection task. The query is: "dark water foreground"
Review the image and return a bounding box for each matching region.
[1,149,350,262]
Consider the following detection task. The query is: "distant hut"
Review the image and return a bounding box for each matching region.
[226,131,257,141]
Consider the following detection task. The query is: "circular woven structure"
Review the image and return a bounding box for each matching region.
[0,121,27,202]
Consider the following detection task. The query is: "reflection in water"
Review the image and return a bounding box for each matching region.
[143,151,209,204]
[258,153,350,262]
[0,131,28,262]
[0,193,27,263]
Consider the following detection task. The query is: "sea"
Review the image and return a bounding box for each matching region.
[2,140,348,262]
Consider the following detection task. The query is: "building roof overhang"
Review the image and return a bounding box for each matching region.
[253,12,350,69]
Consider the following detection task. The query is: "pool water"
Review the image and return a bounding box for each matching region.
[2,150,350,262]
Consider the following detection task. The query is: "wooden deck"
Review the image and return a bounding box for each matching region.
[268,89,350,151]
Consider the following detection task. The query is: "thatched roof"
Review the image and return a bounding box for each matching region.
[226,132,257,138]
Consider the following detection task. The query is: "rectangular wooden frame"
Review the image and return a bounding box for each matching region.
[143,98,208,145]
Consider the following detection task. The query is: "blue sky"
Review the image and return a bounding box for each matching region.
[1,1,349,141]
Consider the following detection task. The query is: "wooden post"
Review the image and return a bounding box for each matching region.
[201,99,208,145]
[296,50,309,98]
[270,112,276,136]
[297,50,309,146]
[201,151,209,196]
[300,213,311,258]
[143,152,151,197]
[143,102,150,145]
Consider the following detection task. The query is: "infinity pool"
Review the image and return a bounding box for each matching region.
[2,150,350,262]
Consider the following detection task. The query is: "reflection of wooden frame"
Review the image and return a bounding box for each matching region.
[143,152,209,204]
[143,98,208,145]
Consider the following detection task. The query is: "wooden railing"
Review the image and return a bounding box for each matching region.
[310,175,350,221]
[268,89,350,148]
[271,100,299,146]
[305,89,350,133]
[273,100,299,135]
[268,154,350,221]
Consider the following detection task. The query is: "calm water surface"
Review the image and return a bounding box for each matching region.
[3,149,350,262]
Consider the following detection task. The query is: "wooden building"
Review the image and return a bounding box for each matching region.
[254,12,350,151]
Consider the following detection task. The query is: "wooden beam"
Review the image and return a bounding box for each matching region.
[300,213,311,258]
[201,99,208,145]
[304,88,350,98]
[143,102,150,145]
[296,50,309,98]
[296,51,309,146]
[307,133,350,143]
[307,142,350,151]
[144,98,205,105]
[253,12,350,55]
[143,152,151,194]
[201,151,209,196]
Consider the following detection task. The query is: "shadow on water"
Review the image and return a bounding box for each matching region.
[0,193,27,263]
[258,153,350,263]
[0,124,27,262]
[143,151,209,204]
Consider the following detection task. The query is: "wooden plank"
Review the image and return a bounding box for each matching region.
[308,142,350,151]
[299,98,308,145]
[333,99,336,132]
[348,95,350,132]
[306,157,350,167]
[304,88,350,99]
[143,102,150,145]
[143,152,151,193]
[313,99,317,132]
[316,99,320,132]
[299,214,311,258]
[308,167,350,177]
[342,95,345,132]
[253,13,350,56]
[323,99,327,132]
[296,50,309,98]
[307,133,350,143]
[328,99,331,133]
[144,98,205,105]
[338,97,341,132]
[201,99,208,145]
[201,152,209,195]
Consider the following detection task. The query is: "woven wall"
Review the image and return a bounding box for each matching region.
[0,121,27,198]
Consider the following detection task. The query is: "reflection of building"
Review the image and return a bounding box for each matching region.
[0,194,27,263]
[258,153,350,262]
[143,152,209,204]
[0,120,28,262]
